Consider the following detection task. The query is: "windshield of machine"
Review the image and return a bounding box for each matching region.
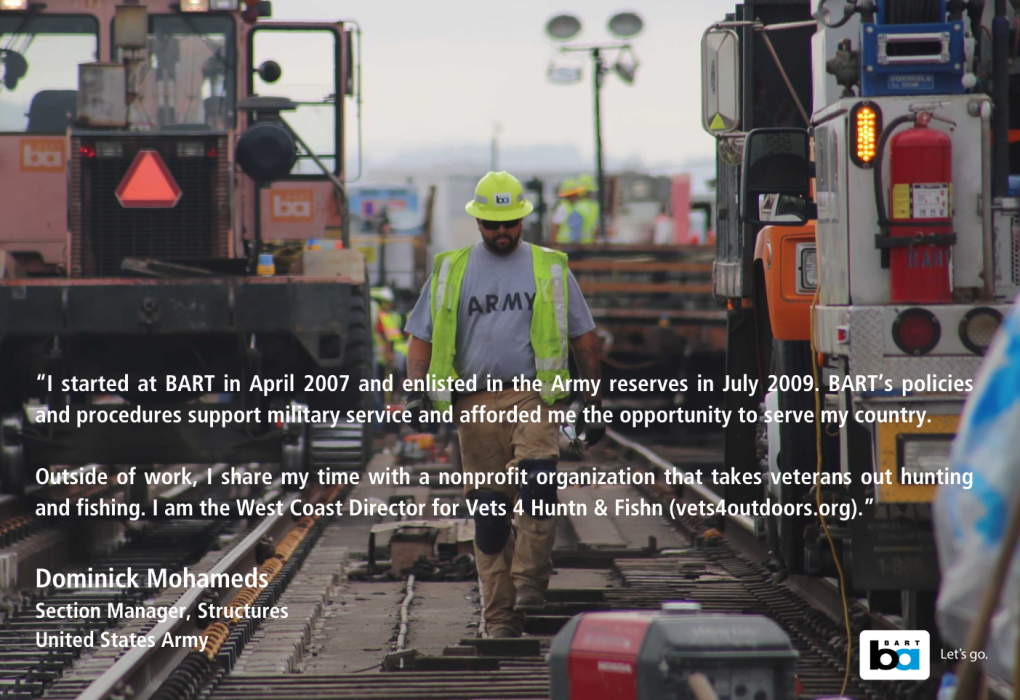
[116,15,234,131]
[0,15,98,133]
[252,28,338,174]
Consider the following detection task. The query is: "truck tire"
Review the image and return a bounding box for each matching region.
[757,398,783,560]
[345,283,375,464]
[770,338,815,575]
[308,283,372,413]
[306,281,374,470]
[341,284,373,394]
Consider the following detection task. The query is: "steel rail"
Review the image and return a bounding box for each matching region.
[605,427,755,533]
[606,430,921,637]
[76,494,299,700]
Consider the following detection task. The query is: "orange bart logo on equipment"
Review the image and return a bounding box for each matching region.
[20,138,64,172]
[271,189,314,222]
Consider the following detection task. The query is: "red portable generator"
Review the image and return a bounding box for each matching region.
[549,607,799,700]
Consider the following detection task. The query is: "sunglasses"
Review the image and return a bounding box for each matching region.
[480,218,522,231]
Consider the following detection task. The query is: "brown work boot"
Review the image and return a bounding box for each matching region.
[487,626,521,638]
[513,584,545,611]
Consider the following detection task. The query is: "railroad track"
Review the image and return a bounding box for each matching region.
[21,425,365,699]
[0,517,227,700]
[33,484,347,700]
[0,463,284,698]
[10,428,966,700]
[0,464,252,589]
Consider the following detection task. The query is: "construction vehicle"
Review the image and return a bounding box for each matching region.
[702,0,1016,629]
[551,173,726,411]
[0,0,370,493]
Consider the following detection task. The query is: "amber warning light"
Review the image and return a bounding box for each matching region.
[115,150,182,208]
[851,101,881,168]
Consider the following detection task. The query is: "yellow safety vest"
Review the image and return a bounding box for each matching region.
[553,201,580,244]
[575,199,599,243]
[380,311,408,355]
[427,245,571,412]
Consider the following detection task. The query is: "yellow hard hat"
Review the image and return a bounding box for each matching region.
[558,177,583,197]
[464,171,534,221]
[577,174,596,193]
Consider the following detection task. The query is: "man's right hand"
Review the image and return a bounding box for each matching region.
[404,390,434,433]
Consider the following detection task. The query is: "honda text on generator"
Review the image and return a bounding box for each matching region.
[0,0,372,494]
[701,0,1018,629]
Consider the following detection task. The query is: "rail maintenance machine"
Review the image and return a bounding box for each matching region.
[702,0,1019,629]
[0,0,371,494]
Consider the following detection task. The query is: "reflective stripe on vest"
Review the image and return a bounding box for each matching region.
[426,244,571,412]
[535,258,570,403]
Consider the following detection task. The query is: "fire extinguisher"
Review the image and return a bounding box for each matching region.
[887,112,953,303]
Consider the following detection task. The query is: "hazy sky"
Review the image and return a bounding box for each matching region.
[272,0,734,170]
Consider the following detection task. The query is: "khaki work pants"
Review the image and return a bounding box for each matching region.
[454,389,559,634]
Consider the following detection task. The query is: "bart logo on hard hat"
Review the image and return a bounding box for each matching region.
[494,193,512,206]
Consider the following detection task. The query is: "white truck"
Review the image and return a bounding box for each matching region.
[702,0,1017,630]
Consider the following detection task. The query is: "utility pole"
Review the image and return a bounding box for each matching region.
[544,11,642,244]
[490,123,501,172]
[378,207,389,286]
[592,48,606,242]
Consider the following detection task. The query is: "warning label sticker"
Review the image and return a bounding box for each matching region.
[892,184,910,219]
[911,183,949,219]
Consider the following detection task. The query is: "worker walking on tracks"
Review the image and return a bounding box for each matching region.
[403,171,605,638]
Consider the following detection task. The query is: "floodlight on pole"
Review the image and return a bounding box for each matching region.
[545,14,582,41]
[543,11,644,243]
[607,11,644,39]
[613,47,639,85]
[547,60,583,85]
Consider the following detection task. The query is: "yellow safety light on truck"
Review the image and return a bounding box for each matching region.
[851,102,881,167]
[0,0,28,10]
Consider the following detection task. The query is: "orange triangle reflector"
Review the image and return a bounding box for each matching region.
[115,150,182,208]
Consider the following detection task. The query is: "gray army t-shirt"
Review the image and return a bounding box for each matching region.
[404,242,596,384]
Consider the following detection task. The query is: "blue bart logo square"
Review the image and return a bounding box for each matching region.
[859,631,930,680]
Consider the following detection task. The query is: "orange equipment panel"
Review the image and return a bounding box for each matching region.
[753,224,816,341]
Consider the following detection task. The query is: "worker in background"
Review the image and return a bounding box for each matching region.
[379,285,410,389]
[371,287,394,398]
[372,287,408,395]
[653,204,674,244]
[574,174,599,242]
[369,292,387,412]
[370,291,388,377]
[403,171,605,639]
[549,178,586,244]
